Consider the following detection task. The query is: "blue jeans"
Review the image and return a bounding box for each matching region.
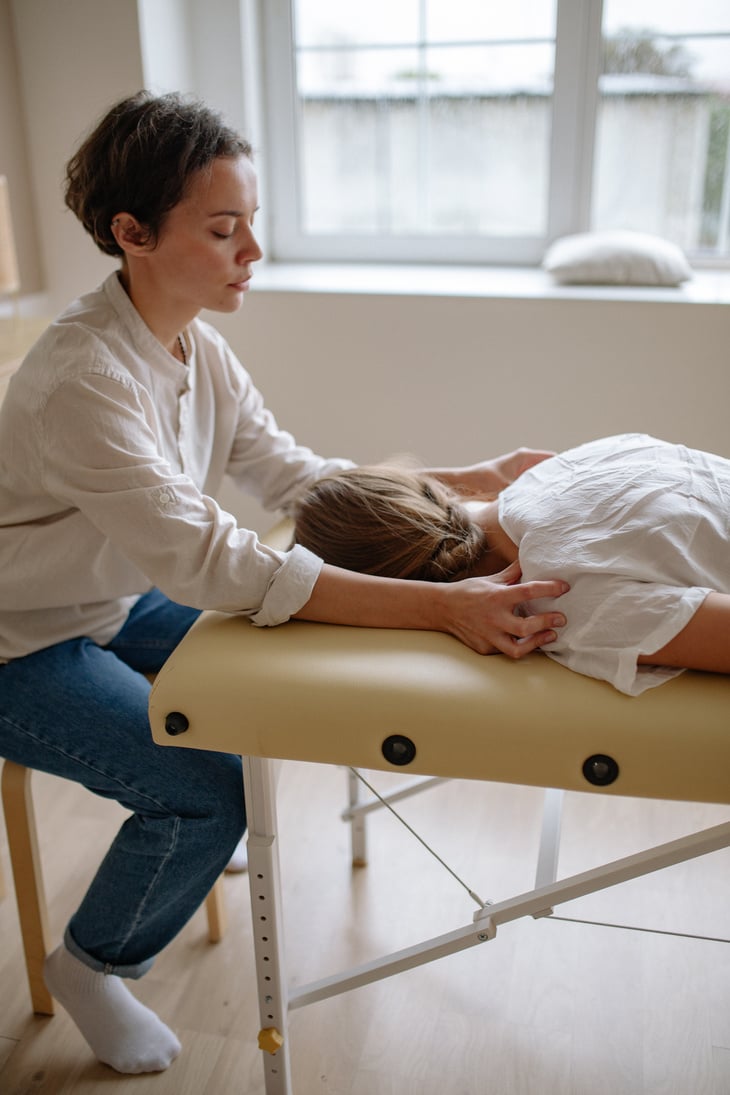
[0,590,246,978]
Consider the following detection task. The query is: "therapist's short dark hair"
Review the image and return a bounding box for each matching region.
[64,90,251,256]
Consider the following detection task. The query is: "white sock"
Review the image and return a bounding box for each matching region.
[43,944,181,1074]
[225,835,248,873]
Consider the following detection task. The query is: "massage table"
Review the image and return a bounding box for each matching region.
[148,529,730,1095]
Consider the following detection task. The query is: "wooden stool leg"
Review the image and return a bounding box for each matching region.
[1,761,54,1014]
[205,876,226,943]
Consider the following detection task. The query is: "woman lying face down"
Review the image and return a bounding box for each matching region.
[293,434,730,696]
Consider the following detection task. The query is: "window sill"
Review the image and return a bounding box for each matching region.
[251,262,730,306]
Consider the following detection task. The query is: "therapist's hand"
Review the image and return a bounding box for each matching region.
[435,561,568,657]
[427,448,556,498]
[471,448,556,493]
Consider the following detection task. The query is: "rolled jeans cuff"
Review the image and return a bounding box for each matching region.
[64,924,155,980]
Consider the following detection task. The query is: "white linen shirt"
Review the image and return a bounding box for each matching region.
[498,434,729,695]
[0,273,352,660]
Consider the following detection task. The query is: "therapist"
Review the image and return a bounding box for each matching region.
[0,90,568,1073]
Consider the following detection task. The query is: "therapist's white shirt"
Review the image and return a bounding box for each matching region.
[0,273,351,660]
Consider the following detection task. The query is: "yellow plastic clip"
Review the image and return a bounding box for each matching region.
[258,1027,284,1055]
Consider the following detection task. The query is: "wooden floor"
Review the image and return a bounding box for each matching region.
[2,762,730,1094]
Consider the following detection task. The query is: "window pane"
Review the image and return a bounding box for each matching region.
[602,1,730,39]
[292,1,556,241]
[294,0,420,48]
[426,0,555,43]
[593,1,730,256]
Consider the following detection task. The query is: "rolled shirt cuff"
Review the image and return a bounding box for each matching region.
[249,544,324,628]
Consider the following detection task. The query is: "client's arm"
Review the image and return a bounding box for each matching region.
[428,448,555,496]
[294,561,569,658]
[637,592,730,674]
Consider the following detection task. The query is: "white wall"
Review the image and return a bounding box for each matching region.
[7,0,253,313]
[9,0,145,311]
[212,287,730,531]
[5,0,730,534]
[0,0,42,293]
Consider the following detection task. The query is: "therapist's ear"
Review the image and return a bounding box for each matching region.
[110,213,153,253]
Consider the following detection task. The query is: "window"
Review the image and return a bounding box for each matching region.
[260,0,730,265]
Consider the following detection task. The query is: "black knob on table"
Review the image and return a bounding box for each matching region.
[582,753,619,786]
[165,711,190,736]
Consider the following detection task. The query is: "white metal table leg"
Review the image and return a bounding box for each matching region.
[343,771,449,868]
[533,787,565,917]
[346,768,368,866]
[243,755,293,1095]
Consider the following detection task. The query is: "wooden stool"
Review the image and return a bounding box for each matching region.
[1,759,227,1015]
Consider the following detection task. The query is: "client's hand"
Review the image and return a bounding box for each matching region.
[437,561,568,657]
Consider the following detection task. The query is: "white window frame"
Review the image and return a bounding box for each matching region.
[260,0,685,267]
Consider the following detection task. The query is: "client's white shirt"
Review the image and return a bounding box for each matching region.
[498,434,729,695]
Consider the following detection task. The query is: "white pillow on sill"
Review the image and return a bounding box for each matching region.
[543,230,693,287]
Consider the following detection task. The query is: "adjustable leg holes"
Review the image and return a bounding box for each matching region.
[253,871,280,1029]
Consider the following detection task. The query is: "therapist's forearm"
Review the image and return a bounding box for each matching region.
[293,564,441,632]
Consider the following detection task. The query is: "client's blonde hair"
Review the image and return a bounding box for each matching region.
[293,465,487,582]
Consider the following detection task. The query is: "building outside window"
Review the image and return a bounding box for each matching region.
[260,0,730,265]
